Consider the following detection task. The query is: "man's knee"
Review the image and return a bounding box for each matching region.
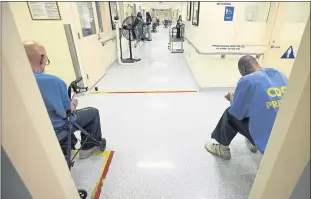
[224,107,232,116]
[87,107,100,118]
[224,106,237,121]
[77,107,100,121]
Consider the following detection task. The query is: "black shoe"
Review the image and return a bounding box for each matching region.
[99,138,106,151]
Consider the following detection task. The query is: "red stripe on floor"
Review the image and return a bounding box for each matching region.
[89,90,197,94]
[93,151,114,199]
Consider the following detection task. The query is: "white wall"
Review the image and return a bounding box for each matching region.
[184,2,272,88]
[262,2,310,78]
[184,2,309,89]
[70,2,118,87]
[249,16,310,198]
[9,2,120,88]
[3,3,80,198]
[153,9,171,21]
[171,3,183,21]
[9,2,77,85]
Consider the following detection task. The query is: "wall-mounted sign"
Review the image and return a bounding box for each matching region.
[281,46,295,59]
[27,2,61,20]
[224,6,234,21]
[212,44,245,51]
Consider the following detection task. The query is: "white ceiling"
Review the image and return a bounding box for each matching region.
[142,2,182,10]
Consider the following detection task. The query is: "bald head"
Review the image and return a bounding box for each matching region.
[238,55,261,76]
[23,40,47,72]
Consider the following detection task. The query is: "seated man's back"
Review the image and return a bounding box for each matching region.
[230,68,288,153]
[35,72,70,129]
[24,41,105,159]
[205,55,288,160]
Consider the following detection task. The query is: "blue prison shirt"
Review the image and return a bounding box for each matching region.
[229,68,288,153]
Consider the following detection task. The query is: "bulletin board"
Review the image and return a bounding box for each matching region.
[27,2,61,20]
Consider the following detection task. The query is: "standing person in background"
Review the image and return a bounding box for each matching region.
[146,12,152,41]
[164,15,169,28]
[176,15,183,39]
[156,14,160,26]
[132,12,144,47]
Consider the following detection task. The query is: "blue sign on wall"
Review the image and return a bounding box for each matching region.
[281,46,295,59]
[224,6,234,21]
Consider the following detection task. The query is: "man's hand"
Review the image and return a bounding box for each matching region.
[225,92,234,102]
[70,99,78,113]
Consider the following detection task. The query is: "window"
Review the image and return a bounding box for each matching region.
[95,2,103,32]
[244,2,271,22]
[77,2,97,37]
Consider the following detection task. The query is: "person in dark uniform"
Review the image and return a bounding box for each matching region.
[176,15,183,39]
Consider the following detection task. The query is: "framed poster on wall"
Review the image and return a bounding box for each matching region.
[187,2,192,21]
[109,1,118,30]
[192,1,200,26]
[27,2,61,20]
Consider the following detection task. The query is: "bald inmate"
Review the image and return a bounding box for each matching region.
[24,41,105,159]
[237,55,261,76]
[23,41,49,73]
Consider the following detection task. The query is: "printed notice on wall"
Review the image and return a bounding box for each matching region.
[27,2,61,20]
[216,2,231,5]
[212,45,245,51]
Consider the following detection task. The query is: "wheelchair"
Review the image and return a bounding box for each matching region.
[151,22,157,33]
[60,77,106,199]
[163,20,171,28]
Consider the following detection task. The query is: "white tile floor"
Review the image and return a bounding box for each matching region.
[92,27,198,92]
[76,27,262,199]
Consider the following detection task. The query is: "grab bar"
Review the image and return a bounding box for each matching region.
[183,36,265,59]
[101,36,116,46]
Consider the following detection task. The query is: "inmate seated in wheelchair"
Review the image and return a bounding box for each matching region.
[24,41,105,159]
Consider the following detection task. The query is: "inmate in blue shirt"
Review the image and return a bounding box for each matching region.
[229,68,288,154]
[34,72,71,128]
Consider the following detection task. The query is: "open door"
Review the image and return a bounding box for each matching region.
[70,2,111,87]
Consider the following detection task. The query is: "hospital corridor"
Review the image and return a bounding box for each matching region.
[2,2,310,199]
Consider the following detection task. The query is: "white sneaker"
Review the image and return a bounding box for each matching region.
[79,146,100,159]
[245,138,258,153]
[205,142,231,160]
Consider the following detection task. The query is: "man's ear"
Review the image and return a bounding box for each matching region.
[240,66,246,74]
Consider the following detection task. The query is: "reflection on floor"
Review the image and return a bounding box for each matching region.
[73,27,262,199]
[91,28,197,92]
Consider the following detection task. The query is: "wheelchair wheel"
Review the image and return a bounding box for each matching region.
[78,189,87,199]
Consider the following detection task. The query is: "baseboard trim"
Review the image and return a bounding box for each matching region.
[88,47,132,91]
[183,53,200,90]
